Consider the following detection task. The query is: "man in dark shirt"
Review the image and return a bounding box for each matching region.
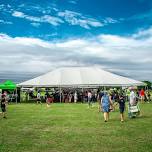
[1,94,7,118]
[98,91,104,112]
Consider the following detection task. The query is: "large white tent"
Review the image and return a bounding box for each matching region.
[18,67,144,88]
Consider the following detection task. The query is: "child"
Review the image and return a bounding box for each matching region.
[117,93,125,122]
[1,94,7,118]
[46,95,53,107]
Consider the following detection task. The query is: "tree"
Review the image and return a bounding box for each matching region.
[142,81,152,89]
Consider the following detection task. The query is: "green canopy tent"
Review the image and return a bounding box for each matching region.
[0,80,16,90]
[0,80,18,103]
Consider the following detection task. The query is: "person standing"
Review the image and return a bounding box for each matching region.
[129,89,137,106]
[46,94,53,107]
[3,91,9,105]
[97,90,104,112]
[140,89,145,103]
[126,89,130,102]
[74,91,77,103]
[1,94,7,118]
[68,92,72,103]
[88,90,92,108]
[37,92,42,104]
[117,93,126,122]
[147,91,151,103]
[101,91,113,122]
[84,91,88,103]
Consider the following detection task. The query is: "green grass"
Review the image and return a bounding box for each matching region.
[0,103,152,152]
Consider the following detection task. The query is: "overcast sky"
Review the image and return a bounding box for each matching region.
[0,0,152,81]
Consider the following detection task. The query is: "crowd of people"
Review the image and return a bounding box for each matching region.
[34,87,151,122]
[34,89,98,105]
[99,87,152,122]
[0,88,151,120]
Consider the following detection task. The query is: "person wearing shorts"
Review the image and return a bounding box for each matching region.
[117,93,125,122]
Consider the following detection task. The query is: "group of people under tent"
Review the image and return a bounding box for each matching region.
[1,87,151,121]
[34,87,151,122]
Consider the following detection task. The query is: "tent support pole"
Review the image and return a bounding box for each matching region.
[16,88,17,104]
[28,93,29,101]
[60,87,62,103]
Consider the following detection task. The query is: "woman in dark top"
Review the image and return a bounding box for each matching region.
[1,94,7,118]
[117,93,125,122]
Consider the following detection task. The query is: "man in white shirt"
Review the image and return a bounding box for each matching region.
[37,92,42,104]
[74,91,77,103]
[88,91,92,108]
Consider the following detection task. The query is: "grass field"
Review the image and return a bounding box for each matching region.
[0,103,152,152]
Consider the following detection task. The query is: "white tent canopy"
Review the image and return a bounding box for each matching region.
[18,67,144,87]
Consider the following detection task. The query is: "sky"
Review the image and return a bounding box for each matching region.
[0,0,152,82]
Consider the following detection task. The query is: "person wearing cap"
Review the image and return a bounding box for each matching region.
[1,94,7,118]
[101,91,113,122]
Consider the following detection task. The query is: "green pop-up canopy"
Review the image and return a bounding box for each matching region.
[0,80,16,90]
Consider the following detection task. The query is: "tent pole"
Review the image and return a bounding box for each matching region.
[28,92,29,101]
[60,87,62,103]
[16,88,17,104]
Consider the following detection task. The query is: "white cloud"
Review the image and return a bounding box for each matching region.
[58,10,104,29]
[0,27,152,80]
[30,22,41,27]
[129,9,152,21]
[69,0,77,4]
[12,10,103,29]
[104,17,119,24]
[12,11,64,26]
[42,15,64,26]
[132,27,152,39]
[12,11,25,17]
[11,9,119,29]
[0,19,12,24]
